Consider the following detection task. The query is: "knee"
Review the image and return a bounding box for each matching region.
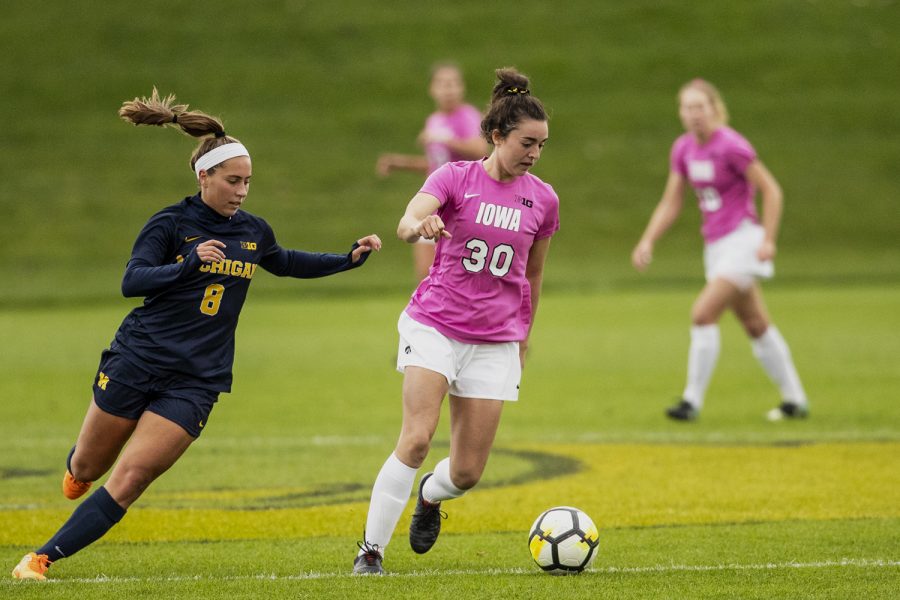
[397,433,432,468]
[70,453,104,482]
[743,318,769,338]
[690,308,718,326]
[450,466,483,491]
[112,464,156,499]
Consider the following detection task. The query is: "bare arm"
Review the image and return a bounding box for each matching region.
[375,153,430,177]
[745,160,783,261]
[378,136,487,177]
[520,236,552,368]
[397,192,451,243]
[631,171,687,271]
[440,136,489,160]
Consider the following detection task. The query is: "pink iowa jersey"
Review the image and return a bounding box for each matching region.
[406,160,560,344]
[670,126,760,243]
[424,104,483,173]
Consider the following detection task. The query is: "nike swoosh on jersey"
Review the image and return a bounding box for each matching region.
[463,193,480,198]
[184,236,202,242]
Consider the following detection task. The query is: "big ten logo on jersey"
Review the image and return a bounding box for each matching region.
[516,195,533,208]
[240,241,257,250]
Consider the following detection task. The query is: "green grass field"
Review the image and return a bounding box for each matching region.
[1,0,898,305]
[2,0,898,597]
[1,288,898,598]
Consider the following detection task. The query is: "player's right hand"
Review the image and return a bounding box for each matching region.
[631,240,653,272]
[418,215,452,241]
[196,239,226,263]
[375,154,394,178]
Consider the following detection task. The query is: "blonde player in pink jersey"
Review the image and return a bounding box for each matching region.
[376,62,488,281]
[632,78,808,422]
[353,67,558,575]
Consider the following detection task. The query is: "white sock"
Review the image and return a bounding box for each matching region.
[360,452,417,555]
[682,324,720,408]
[422,457,465,503]
[751,325,808,405]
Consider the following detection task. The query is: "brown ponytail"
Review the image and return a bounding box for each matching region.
[118,88,242,174]
[480,67,547,145]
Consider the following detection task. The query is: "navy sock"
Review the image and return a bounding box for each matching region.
[37,486,126,562]
[66,445,76,473]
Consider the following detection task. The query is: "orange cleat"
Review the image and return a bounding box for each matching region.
[63,469,92,500]
[12,552,50,580]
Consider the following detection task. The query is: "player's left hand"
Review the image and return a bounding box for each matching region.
[352,234,382,263]
[756,239,777,262]
[196,239,227,263]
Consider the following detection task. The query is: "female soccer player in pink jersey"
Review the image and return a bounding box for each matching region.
[632,79,808,422]
[376,62,488,281]
[353,67,559,575]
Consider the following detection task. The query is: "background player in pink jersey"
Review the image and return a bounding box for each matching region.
[353,67,558,575]
[376,62,488,281]
[632,79,808,422]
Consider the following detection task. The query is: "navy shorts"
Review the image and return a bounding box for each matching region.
[92,350,219,438]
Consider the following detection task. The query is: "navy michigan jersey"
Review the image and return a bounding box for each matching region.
[110,194,366,392]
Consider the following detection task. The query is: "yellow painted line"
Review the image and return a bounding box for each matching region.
[1,442,897,544]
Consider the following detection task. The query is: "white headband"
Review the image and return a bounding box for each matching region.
[194,142,250,179]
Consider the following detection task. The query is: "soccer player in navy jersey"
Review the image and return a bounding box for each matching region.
[12,89,381,580]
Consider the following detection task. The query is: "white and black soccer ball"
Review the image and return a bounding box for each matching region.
[528,506,599,574]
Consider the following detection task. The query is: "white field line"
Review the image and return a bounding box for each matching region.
[17,558,899,585]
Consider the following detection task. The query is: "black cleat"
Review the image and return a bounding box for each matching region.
[766,401,809,421]
[666,399,699,421]
[409,472,447,554]
[352,540,384,575]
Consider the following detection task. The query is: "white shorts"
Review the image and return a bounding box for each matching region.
[704,220,774,291]
[396,312,521,401]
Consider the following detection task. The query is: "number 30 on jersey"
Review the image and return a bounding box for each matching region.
[461,239,514,277]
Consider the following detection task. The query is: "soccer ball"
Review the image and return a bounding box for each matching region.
[528,506,599,574]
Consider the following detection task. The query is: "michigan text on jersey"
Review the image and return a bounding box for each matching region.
[198,260,258,279]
